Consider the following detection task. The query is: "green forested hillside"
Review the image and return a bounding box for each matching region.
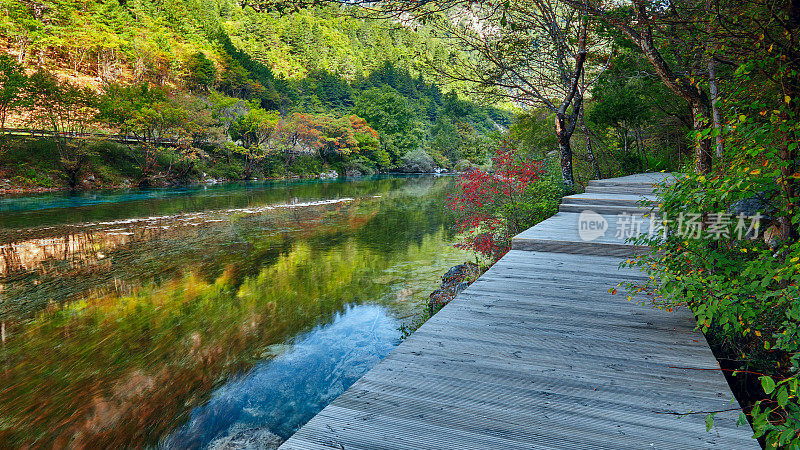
[0,1,509,189]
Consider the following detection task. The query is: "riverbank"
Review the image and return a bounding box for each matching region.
[0,171,331,195]
[0,137,462,195]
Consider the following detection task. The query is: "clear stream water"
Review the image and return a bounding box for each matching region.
[0,175,469,448]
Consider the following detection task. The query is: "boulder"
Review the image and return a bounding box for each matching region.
[428,262,481,312]
[763,224,781,250]
[442,262,480,284]
[728,191,777,224]
[428,286,456,311]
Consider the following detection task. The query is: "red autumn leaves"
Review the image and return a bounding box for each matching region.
[447,141,543,260]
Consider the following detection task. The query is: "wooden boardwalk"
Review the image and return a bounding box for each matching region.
[280,173,757,449]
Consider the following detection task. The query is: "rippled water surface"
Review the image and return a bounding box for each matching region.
[0,176,468,448]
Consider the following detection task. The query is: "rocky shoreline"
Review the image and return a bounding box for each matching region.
[427,262,483,313]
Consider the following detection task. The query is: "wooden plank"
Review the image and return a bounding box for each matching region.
[280,173,757,449]
[329,380,746,444]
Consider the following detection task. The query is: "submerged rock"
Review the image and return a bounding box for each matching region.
[207,425,284,450]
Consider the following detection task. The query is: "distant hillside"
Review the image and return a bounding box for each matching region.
[0,1,511,190]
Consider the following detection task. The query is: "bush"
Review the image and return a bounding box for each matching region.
[398,148,436,173]
[286,155,323,177]
[447,141,558,261]
[452,159,474,173]
[622,60,800,445]
[343,156,377,177]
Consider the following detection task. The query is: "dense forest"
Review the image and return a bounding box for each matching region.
[0,1,510,189]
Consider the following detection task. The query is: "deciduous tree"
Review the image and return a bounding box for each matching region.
[28,69,98,189]
[0,54,28,151]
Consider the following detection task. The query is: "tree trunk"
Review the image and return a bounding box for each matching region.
[580,113,601,179]
[779,79,799,243]
[16,43,25,65]
[557,132,575,186]
[621,127,628,155]
[0,111,6,155]
[691,100,713,174]
[585,130,601,179]
[778,142,797,243]
[555,115,575,186]
[707,57,724,158]
[634,128,646,171]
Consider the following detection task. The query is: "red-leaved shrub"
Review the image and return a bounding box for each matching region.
[447,141,545,260]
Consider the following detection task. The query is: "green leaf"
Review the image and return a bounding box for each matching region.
[777,386,789,407]
[737,412,748,427]
[705,413,715,431]
[761,376,776,395]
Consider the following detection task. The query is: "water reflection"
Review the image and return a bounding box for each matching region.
[1,230,135,276]
[163,304,398,449]
[0,176,467,447]
[0,197,360,321]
